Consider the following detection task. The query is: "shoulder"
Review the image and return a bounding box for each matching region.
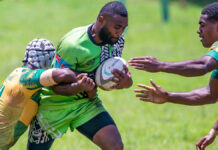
[57,25,91,54]
[209,41,218,51]
[205,41,218,61]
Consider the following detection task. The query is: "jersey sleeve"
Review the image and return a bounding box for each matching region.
[53,54,72,69]
[211,69,218,79]
[20,69,45,89]
[205,42,218,61]
[55,40,79,70]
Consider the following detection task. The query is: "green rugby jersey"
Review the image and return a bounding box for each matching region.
[36,25,125,138]
[205,41,218,79]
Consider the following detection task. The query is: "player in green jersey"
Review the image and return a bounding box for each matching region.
[129,2,218,150]
[28,1,132,150]
[0,38,95,150]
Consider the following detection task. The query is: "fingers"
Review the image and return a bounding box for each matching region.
[123,64,129,74]
[137,84,154,91]
[129,56,154,61]
[196,137,206,150]
[150,79,159,89]
[80,76,95,90]
[139,98,152,102]
[112,69,125,79]
[77,73,88,80]
[200,138,210,150]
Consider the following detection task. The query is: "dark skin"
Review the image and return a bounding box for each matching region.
[52,73,95,97]
[130,14,218,105]
[25,62,95,98]
[52,13,132,99]
[129,14,218,150]
[129,15,218,77]
[91,13,132,90]
[196,120,218,150]
[82,13,131,150]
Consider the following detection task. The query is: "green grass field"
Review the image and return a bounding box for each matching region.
[0,0,217,149]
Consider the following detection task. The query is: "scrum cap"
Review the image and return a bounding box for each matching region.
[23,38,56,69]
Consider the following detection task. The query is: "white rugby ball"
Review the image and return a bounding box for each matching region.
[95,57,128,91]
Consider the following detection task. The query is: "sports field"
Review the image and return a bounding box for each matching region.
[0,0,217,149]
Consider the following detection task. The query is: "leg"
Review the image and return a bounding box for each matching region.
[27,118,54,150]
[76,112,123,150]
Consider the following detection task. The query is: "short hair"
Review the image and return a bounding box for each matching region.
[98,1,128,18]
[202,2,218,21]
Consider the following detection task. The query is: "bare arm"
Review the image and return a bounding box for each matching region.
[129,56,218,77]
[134,77,218,106]
[40,68,77,86]
[196,120,218,150]
[52,74,95,96]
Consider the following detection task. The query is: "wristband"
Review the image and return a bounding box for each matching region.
[40,69,57,86]
[209,128,218,136]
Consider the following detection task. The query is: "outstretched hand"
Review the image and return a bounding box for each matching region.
[134,79,167,104]
[110,65,133,89]
[129,56,162,72]
[196,130,216,150]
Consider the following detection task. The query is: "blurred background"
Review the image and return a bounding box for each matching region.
[0,0,217,149]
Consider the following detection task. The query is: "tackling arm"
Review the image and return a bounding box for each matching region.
[40,68,77,86]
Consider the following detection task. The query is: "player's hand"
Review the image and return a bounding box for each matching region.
[110,65,133,89]
[196,130,216,150]
[134,79,167,104]
[128,56,162,72]
[77,74,95,92]
[86,86,97,100]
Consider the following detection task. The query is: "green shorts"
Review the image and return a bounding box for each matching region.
[36,97,105,139]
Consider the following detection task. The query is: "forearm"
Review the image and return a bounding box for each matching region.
[166,86,217,105]
[39,68,77,87]
[52,82,84,96]
[159,59,208,77]
[52,68,77,83]
[213,120,218,132]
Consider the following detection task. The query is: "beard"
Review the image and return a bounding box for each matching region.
[99,26,118,45]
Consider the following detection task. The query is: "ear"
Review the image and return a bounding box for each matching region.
[98,16,105,25]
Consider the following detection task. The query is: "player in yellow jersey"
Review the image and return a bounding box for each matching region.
[0,38,95,150]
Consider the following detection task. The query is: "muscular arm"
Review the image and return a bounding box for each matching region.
[52,73,95,96]
[159,56,218,77]
[39,68,77,86]
[166,77,218,105]
[51,82,83,96]
[129,56,218,77]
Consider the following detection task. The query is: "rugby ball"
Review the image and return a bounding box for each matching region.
[95,57,128,91]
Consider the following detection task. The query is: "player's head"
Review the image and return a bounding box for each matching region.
[23,38,56,69]
[97,1,128,45]
[197,2,218,48]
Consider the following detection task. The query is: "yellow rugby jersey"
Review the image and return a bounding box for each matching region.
[0,66,44,149]
[205,41,218,79]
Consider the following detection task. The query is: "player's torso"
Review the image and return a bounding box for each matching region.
[0,67,40,128]
[55,25,121,73]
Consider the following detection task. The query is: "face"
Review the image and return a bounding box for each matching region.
[197,14,218,48]
[99,14,128,45]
